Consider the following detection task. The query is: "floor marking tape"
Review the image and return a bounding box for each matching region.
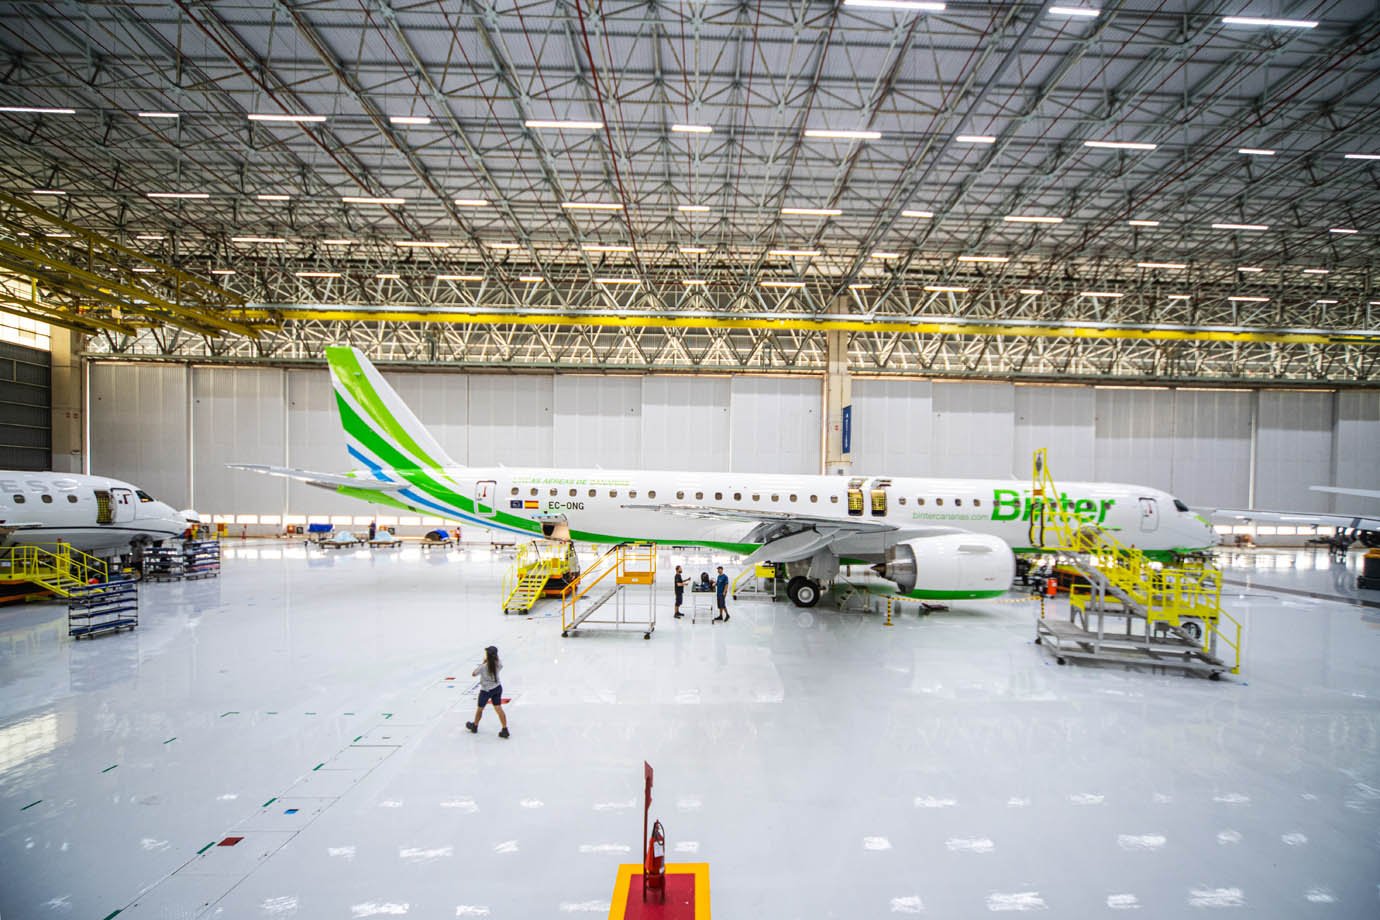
[101,764,118,773]
[100,911,122,920]
[220,711,239,717]
[21,799,41,810]
[262,797,277,807]
[312,762,325,771]
[196,841,216,854]
[163,737,177,744]
[353,735,364,742]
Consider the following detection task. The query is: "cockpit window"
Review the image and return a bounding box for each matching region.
[136,490,155,503]
[1172,499,1189,513]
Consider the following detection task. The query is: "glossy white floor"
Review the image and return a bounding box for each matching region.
[1,542,1377,919]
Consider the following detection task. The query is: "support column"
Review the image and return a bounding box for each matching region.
[823,321,852,476]
[49,328,84,473]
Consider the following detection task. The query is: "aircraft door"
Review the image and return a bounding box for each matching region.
[111,488,136,523]
[474,480,498,518]
[1138,497,1159,533]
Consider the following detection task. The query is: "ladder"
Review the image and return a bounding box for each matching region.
[1029,449,1242,677]
[0,543,109,598]
[501,540,580,614]
[560,543,657,638]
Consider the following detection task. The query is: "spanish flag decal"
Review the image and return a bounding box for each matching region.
[523,500,540,509]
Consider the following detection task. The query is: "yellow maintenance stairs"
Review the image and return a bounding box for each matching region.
[561,543,657,639]
[0,543,109,598]
[501,540,581,614]
[1029,449,1242,679]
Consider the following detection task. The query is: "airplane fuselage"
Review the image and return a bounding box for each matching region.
[0,472,189,553]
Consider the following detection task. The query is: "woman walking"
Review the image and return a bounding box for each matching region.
[466,645,510,738]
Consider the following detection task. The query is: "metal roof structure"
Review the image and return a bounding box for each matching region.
[0,0,1377,383]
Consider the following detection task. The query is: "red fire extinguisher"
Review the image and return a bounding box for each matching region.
[1045,576,1058,598]
[643,819,666,902]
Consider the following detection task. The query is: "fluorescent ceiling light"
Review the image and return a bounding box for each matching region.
[131,266,156,273]
[804,128,882,140]
[389,115,430,125]
[147,192,209,199]
[1137,261,1187,269]
[562,201,622,211]
[525,119,602,130]
[31,189,66,195]
[137,111,179,119]
[436,274,484,282]
[1343,153,1380,161]
[957,254,1008,263]
[760,280,806,289]
[679,246,710,254]
[209,269,235,275]
[256,194,290,201]
[1315,299,1338,304]
[769,248,821,257]
[678,205,711,213]
[1228,295,1270,302]
[870,251,901,259]
[902,210,935,218]
[296,271,341,278]
[1003,215,1063,224]
[395,240,450,248]
[1048,6,1100,17]
[44,231,73,238]
[489,242,521,249]
[925,285,968,293]
[1128,219,1160,227]
[454,198,489,207]
[1220,16,1317,29]
[1085,140,1157,151]
[1019,288,1044,295]
[682,279,708,286]
[1328,228,1357,234]
[1080,291,1123,298]
[322,238,356,245]
[231,236,286,244]
[1301,268,1329,274]
[342,196,405,205]
[849,283,873,290]
[248,113,326,123]
[518,275,544,283]
[595,277,639,285]
[1166,294,1191,300]
[842,0,946,10]
[670,124,712,134]
[583,244,634,253]
[0,105,76,114]
[955,135,996,144]
[134,233,165,240]
[1238,148,1275,156]
[376,273,401,279]
[781,207,842,217]
[1212,222,1268,231]
[1237,266,1263,273]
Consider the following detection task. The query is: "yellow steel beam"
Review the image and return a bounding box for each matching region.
[235,309,1380,347]
[0,291,137,335]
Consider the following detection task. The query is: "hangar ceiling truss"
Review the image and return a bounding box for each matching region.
[0,0,1377,383]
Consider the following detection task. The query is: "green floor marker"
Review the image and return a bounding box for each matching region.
[353,735,363,742]
[305,711,316,715]
[382,712,393,719]
[220,711,239,718]
[101,764,118,773]
[266,711,278,715]
[196,841,216,854]
[262,797,277,807]
[101,910,122,920]
[343,711,355,715]
[21,800,41,810]
[163,737,177,744]
[312,762,325,771]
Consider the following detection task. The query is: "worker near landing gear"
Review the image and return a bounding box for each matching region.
[673,565,688,619]
[713,566,730,623]
[466,645,510,739]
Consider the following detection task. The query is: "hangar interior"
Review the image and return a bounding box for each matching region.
[1,0,1379,918]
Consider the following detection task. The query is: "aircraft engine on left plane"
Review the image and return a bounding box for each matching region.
[873,532,1015,598]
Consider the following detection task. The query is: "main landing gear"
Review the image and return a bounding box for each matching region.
[786,576,822,608]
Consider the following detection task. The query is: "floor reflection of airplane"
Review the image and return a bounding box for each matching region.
[0,471,195,554]
[232,347,1216,608]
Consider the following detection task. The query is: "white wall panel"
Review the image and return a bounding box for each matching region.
[1093,389,1175,491]
[553,376,642,469]
[1171,391,1252,508]
[388,371,470,465]
[849,379,934,475]
[285,368,357,517]
[466,375,553,469]
[931,382,1016,478]
[1332,391,1380,513]
[640,376,731,472]
[89,363,190,508]
[729,377,820,474]
[1013,385,1096,483]
[191,367,286,515]
[1256,391,1333,511]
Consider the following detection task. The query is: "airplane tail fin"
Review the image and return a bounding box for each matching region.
[325,346,459,472]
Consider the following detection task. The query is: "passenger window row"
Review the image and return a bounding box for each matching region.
[501,486,976,510]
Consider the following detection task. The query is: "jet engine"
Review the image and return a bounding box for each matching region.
[872,533,1015,596]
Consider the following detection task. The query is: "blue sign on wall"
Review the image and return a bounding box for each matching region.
[841,405,852,455]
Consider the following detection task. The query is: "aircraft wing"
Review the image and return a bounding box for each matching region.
[1198,506,1380,532]
[227,464,408,492]
[1310,486,1380,501]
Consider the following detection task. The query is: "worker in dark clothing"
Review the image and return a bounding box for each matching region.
[368,520,377,541]
[713,565,730,623]
[673,565,688,619]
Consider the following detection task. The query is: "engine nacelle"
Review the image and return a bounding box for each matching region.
[873,533,1015,597]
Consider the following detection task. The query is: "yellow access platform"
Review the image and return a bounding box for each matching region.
[501,540,580,614]
[0,543,108,599]
[1028,449,1242,679]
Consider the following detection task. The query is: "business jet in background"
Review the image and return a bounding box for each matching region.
[1201,486,1380,551]
[0,472,196,555]
[231,347,1217,608]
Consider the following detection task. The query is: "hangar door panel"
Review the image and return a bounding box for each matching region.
[1332,392,1380,513]
[1093,389,1175,491]
[849,379,933,476]
[286,369,361,518]
[1013,385,1095,483]
[192,367,286,515]
[1170,390,1250,508]
[1256,391,1332,512]
[931,382,1015,479]
[89,363,190,508]
[388,371,469,466]
[641,376,731,472]
[729,377,820,475]
[553,375,642,469]
[467,375,554,468]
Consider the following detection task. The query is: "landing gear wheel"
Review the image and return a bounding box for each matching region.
[1209,671,1222,681]
[1180,618,1204,642]
[1034,636,1042,645]
[1056,657,1067,665]
[561,630,569,638]
[786,576,821,608]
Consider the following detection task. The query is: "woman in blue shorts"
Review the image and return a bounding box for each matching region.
[466,645,510,739]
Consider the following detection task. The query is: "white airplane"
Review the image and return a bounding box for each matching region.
[231,347,1218,607]
[1201,486,1380,551]
[0,472,195,554]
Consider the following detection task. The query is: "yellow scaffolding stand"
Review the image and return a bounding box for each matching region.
[500,540,580,614]
[0,543,109,598]
[560,543,658,639]
[1029,449,1242,679]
